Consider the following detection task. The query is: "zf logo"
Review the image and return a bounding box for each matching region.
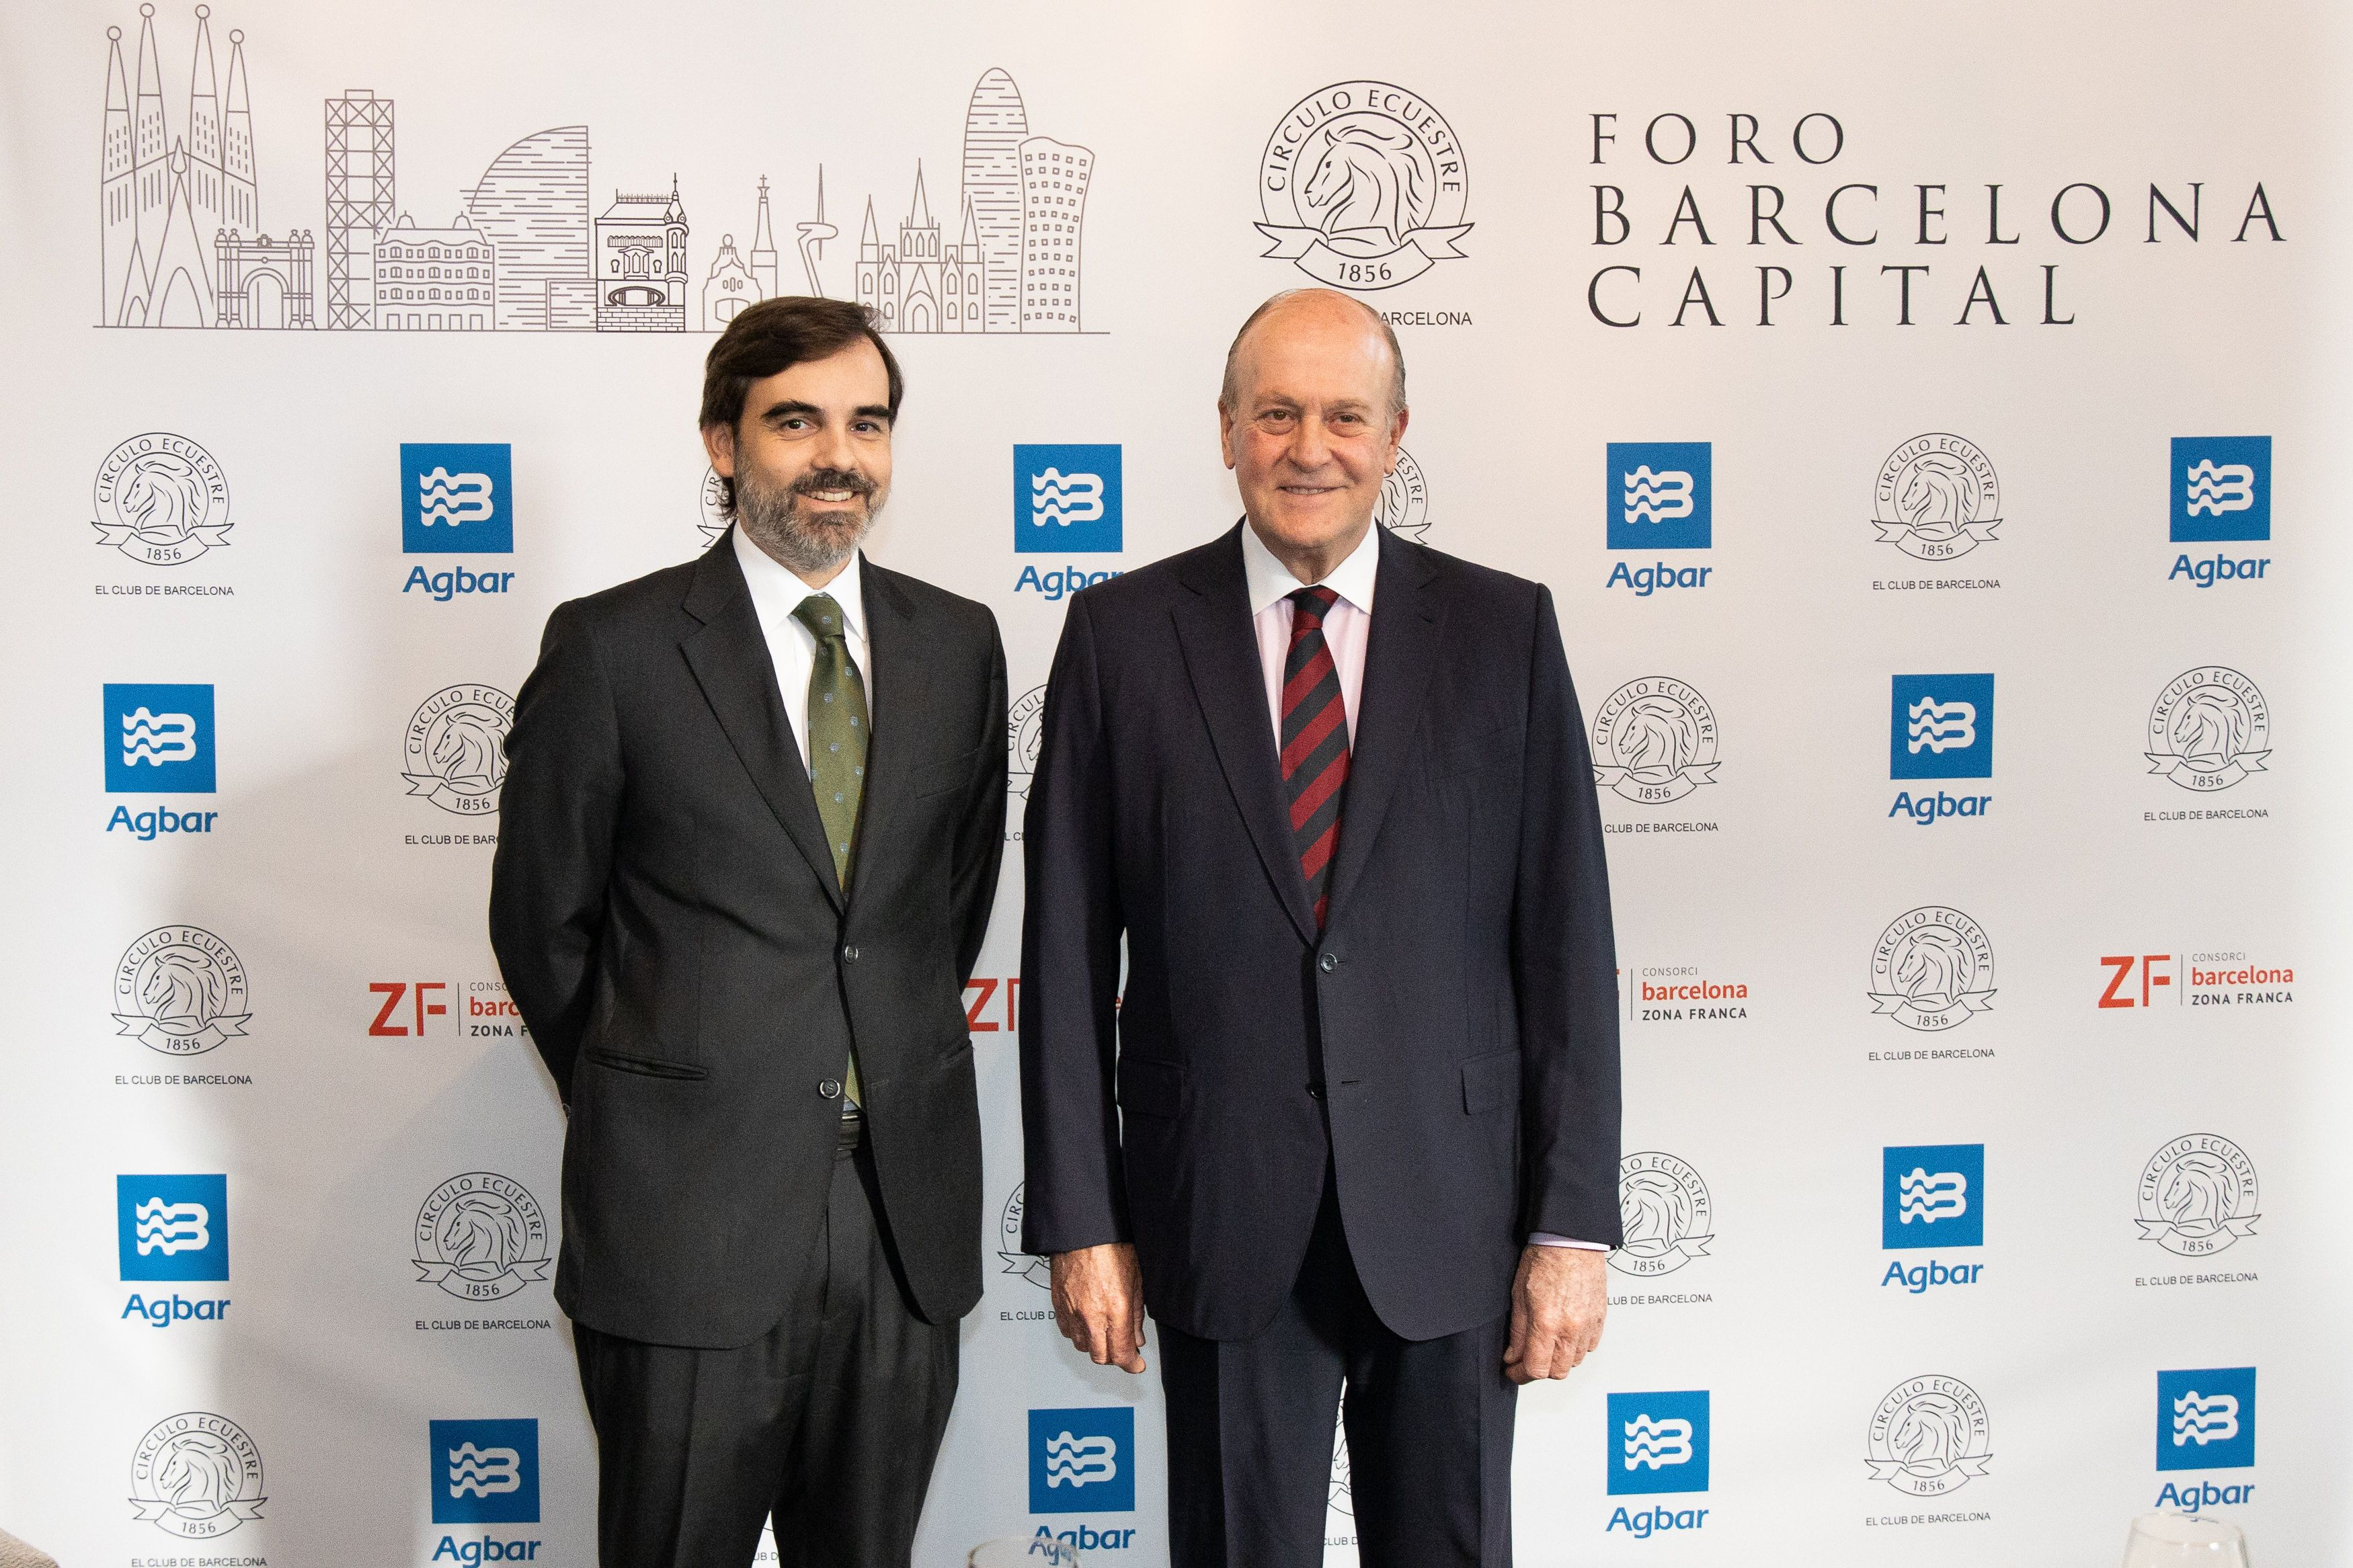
[430,1418,540,1524]
[2156,1368,2255,1471]
[1607,443,1710,551]
[1014,445,1123,554]
[2100,954,2175,1008]
[1890,674,1993,780]
[1607,1390,1710,1495]
[1882,1145,1984,1249]
[401,444,514,554]
[1029,1407,1135,1514]
[105,684,214,793]
[2171,438,2270,543]
[371,980,454,1036]
[118,1174,229,1281]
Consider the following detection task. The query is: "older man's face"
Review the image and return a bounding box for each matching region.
[1220,296,1406,566]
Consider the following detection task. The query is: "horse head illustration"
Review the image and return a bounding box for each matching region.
[1895,454,1978,539]
[432,709,510,792]
[2167,691,2246,768]
[155,1433,239,1507]
[435,1191,529,1270]
[1892,929,1967,1007]
[1301,122,1427,246]
[1618,698,1698,776]
[2159,1153,2233,1232]
[118,456,209,545]
[1620,1171,1693,1251]
[140,951,225,1028]
[1890,1396,1968,1470]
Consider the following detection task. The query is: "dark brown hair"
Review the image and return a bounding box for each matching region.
[699,296,904,516]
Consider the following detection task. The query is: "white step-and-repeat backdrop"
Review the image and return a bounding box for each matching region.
[3,1,2350,1563]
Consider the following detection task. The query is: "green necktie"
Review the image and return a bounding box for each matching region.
[793,591,868,1109]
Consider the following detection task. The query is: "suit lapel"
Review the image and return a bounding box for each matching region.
[845,555,931,907]
[1324,527,1445,926]
[679,530,844,912]
[1171,527,1320,946]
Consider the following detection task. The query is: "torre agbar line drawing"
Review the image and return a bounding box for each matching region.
[841,65,1094,334]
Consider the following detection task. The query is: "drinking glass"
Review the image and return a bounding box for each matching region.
[2122,1512,2249,1567]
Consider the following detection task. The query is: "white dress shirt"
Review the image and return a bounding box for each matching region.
[732,526,873,771]
[1240,520,1604,1255]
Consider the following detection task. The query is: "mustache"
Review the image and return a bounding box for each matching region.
[791,468,877,500]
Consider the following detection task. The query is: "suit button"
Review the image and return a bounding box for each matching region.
[842,946,861,962]
[1318,953,1338,973]
[1308,1084,1326,1100]
[817,1078,843,1100]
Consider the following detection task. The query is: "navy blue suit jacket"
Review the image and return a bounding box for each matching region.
[1019,523,1622,1343]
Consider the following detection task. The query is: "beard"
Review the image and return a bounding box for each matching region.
[734,463,884,576]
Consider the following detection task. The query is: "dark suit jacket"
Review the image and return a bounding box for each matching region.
[490,532,1008,1348]
[1019,523,1620,1343]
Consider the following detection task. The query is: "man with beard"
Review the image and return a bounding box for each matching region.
[491,296,1008,1567]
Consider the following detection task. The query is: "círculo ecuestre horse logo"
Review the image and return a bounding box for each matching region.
[1257,82,1472,291]
[113,925,250,1056]
[413,1172,552,1301]
[2137,1135,2260,1257]
[1866,1376,1991,1496]
[403,685,517,816]
[128,1411,266,1536]
[1610,1152,1715,1278]
[1591,678,1721,806]
[1872,434,2001,562]
[93,434,232,565]
[1868,907,1996,1032]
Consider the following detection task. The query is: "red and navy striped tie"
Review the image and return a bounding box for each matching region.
[1280,586,1351,929]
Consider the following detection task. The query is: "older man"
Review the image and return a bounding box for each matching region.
[1018,289,1622,1565]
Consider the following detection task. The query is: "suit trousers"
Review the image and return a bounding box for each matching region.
[1157,1172,1519,1568]
[570,1119,959,1568]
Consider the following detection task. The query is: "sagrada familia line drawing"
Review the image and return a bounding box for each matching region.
[100,4,306,327]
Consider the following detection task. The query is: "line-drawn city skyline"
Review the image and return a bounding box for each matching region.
[96,12,1099,336]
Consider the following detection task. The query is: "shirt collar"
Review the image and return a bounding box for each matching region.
[732,524,869,642]
[1239,517,1382,619]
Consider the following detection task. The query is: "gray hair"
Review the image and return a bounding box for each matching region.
[1218,288,1407,422]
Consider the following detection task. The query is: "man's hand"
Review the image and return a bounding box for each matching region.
[1503,1244,1607,1384]
[1050,1243,1147,1373]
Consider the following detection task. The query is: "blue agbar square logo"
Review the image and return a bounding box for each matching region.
[104,684,215,793]
[401,443,514,554]
[2171,437,2270,543]
[1029,1406,1135,1513]
[1607,1389,1710,1495]
[1606,442,1711,550]
[1015,444,1123,553]
[117,1173,228,1281]
[1890,673,1994,780]
[1883,1144,1985,1249]
[2157,1367,2255,1471]
[430,1417,541,1523]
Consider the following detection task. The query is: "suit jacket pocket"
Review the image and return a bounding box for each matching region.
[1460,1048,1521,1114]
[908,743,984,801]
[584,1046,709,1081]
[1116,1056,1187,1119]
